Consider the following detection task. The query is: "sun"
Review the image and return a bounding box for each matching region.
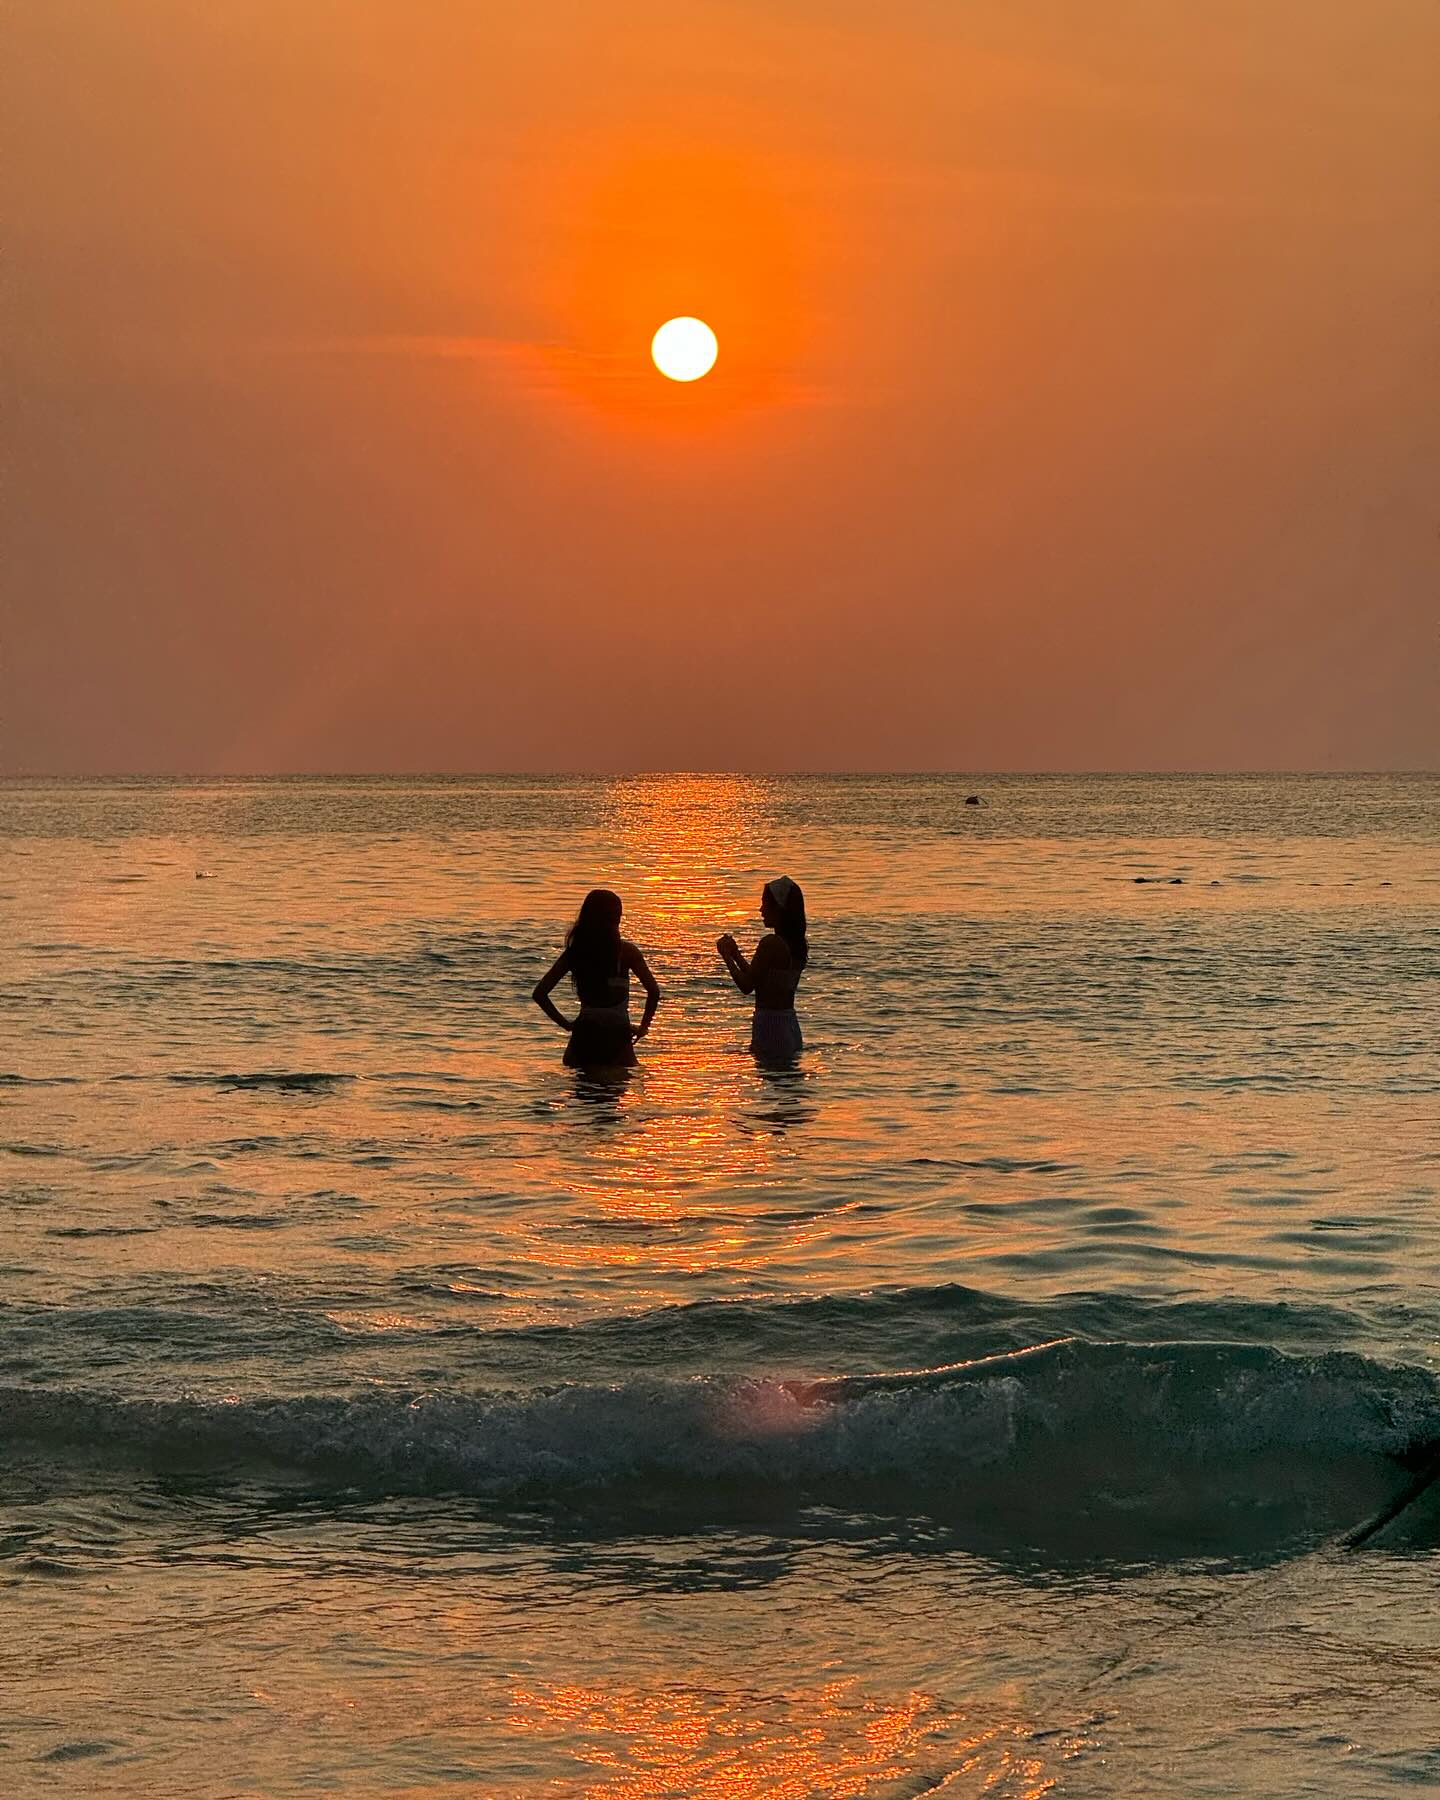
[651,317,718,382]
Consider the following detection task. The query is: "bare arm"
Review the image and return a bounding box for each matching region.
[624,942,661,1039]
[716,932,754,994]
[717,932,785,996]
[531,950,573,1032]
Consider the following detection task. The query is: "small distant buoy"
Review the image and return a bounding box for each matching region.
[1169,878,1183,885]
[964,794,985,806]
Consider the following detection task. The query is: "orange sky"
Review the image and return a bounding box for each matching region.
[6,0,1437,771]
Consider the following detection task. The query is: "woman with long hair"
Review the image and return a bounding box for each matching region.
[716,875,808,1062]
[532,889,661,1069]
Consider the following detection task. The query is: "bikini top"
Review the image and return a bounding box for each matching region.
[755,941,802,1009]
[572,950,629,1010]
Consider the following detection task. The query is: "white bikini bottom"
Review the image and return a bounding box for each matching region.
[751,1007,803,1060]
[576,1004,630,1026]
[567,1004,635,1069]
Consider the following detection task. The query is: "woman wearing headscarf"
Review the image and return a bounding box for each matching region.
[716,875,809,1062]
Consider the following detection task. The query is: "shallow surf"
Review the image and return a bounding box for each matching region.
[2,772,1437,1795]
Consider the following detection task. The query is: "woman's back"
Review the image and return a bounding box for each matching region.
[570,944,630,1011]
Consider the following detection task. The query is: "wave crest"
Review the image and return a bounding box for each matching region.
[3,1342,1435,1516]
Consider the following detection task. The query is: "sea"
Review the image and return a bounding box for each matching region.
[2,772,1437,1798]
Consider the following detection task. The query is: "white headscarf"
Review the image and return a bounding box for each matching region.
[764,876,797,910]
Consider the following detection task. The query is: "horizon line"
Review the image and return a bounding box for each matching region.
[2,767,1436,782]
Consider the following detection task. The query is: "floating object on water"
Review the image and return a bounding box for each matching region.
[964,794,985,806]
[1077,1428,1440,1699]
[1341,1438,1440,1550]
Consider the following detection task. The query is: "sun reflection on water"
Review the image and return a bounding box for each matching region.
[523,774,835,1282]
[606,773,777,932]
[507,1677,1059,1798]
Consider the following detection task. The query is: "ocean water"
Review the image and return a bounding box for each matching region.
[2,772,1437,1798]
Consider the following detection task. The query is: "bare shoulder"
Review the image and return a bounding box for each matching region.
[619,939,645,966]
[751,932,791,969]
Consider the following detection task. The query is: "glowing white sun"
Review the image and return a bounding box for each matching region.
[651,316,718,382]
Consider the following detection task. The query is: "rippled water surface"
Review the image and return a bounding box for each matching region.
[2,774,1437,1796]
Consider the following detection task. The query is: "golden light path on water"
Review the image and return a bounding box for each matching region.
[506,1678,1058,1799]
[520,775,859,1285]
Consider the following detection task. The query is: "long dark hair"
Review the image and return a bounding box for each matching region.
[565,888,623,980]
[765,877,808,969]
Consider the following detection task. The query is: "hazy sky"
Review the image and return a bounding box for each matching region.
[6,0,1437,772]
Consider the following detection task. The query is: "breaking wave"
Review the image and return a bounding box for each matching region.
[3,1340,1436,1555]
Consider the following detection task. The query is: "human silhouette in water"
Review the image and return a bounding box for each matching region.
[533,889,660,1068]
[717,875,808,1061]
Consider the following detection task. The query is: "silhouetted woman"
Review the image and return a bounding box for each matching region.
[533,889,660,1069]
[717,875,808,1061]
